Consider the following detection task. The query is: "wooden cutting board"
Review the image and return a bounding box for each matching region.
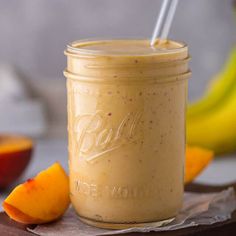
[1,182,236,236]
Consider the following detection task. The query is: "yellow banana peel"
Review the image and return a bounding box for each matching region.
[187,47,236,155]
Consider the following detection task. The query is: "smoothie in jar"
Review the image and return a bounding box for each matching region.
[64,39,190,229]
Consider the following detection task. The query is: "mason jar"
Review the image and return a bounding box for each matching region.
[64,39,190,229]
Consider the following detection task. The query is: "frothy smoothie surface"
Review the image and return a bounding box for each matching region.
[69,39,186,56]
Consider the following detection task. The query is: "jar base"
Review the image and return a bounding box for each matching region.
[79,215,175,230]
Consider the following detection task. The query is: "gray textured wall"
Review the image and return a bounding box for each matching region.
[0,0,235,136]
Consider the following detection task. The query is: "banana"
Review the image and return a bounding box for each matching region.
[187,47,236,154]
[187,88,236,154]
[187,47,236,117]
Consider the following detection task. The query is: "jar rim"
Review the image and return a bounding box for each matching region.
[64,69,191,84]
[66,38,187,57]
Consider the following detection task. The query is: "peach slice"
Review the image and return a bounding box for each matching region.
[0,135,33,188]
[3,162,70,224]
[185,146,214,184]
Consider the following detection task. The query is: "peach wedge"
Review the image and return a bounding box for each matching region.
[185,146,214,184]
[3,162,70,224]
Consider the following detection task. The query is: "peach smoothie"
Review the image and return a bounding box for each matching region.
[64,39,190,229]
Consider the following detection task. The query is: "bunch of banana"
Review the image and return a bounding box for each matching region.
[187,47,236,155]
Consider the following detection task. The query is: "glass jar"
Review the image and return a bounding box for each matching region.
[64,39,190,229]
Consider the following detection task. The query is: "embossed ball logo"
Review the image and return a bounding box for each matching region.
[69,111,142,163]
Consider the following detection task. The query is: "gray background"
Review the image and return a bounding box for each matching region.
[0,0,235,137]
[1,1,236,206]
